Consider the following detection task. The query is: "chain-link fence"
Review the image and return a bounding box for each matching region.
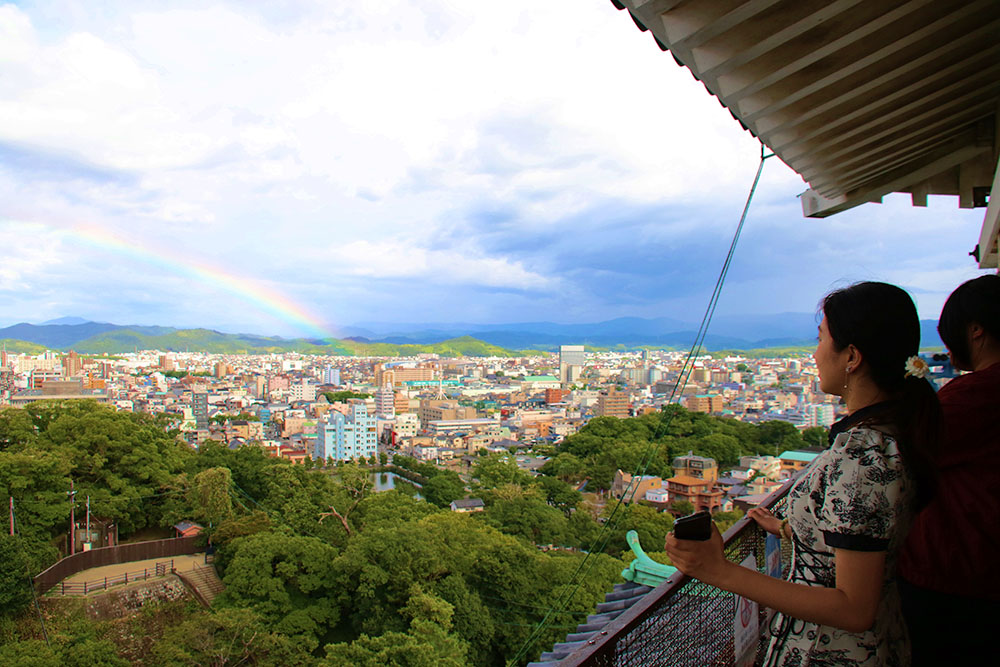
[561,480,794,667]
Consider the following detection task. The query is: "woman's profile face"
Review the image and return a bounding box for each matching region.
[814,316,849,396]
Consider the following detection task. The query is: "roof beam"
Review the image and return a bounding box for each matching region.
[802,134,990,217]
[977,152,1000,268]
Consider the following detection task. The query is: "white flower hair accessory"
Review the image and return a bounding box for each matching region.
[904,355,929,379]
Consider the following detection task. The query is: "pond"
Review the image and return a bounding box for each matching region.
[372,471,423,499]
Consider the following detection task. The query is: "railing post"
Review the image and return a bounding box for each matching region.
[104,576,107,590]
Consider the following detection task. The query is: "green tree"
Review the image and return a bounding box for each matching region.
[323,588,468,667]
[220,531,341,652]
[0,535,35,617]
[472,453,531,489]
[422,471,466,509]
[670,499,695,515]
[801,426,828,449]
[152,608,308,666]
[483,485,568,545]
[192,467,234,527]
[535,475,582,516]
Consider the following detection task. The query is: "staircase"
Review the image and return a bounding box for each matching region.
[175,564,224,607]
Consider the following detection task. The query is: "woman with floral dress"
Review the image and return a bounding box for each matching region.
[665,282,940,666]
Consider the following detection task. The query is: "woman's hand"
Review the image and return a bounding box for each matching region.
[748,507,783,536]
[663,523,729,585]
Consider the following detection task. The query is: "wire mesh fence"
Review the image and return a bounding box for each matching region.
[562,480,794,667]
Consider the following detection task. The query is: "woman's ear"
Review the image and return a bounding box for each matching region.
[845,344,863,373]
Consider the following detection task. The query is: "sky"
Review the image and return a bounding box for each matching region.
[0,0,992,339]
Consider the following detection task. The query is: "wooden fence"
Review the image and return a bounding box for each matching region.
[34,536,200,595]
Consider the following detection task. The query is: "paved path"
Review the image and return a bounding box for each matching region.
[61,553,207,585]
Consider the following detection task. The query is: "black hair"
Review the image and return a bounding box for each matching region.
[937,275,1000,370]
[822,281,940,509]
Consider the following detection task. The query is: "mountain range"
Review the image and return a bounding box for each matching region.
[0,315,945,356]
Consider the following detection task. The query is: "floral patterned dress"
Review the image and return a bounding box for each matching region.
[764,404,914,666]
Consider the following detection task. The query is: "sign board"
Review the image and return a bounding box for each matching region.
[733,554,758,667]
[766,534,782,579]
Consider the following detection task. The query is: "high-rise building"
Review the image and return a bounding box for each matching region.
[559,345,585,384]
[595,388,629,418]
[291,379,316,402]
[375,385,395,418]
[62,350,83,377]
[314,402,377,462]
[323,366,341,386]
[192,392,209,430]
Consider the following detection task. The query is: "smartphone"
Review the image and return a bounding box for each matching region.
[673,511,712,541]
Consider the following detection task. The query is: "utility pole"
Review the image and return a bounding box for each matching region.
[68,480,76,555]
[85,495,90,549]
[9,497,13,536]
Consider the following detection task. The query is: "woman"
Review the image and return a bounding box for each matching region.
[664,282,940,666]
[897,275,1000,664]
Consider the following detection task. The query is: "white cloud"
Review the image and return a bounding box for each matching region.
[325,239,554,290]
[0,1,987,332]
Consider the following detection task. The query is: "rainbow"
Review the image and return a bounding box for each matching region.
[60,224,340,342]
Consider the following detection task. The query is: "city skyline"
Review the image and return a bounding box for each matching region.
[1,1,991,338]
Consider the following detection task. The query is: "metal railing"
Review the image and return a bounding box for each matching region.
[560,479,794,666]
[48,559,175,596]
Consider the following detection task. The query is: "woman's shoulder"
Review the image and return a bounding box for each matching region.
[836,422,898,452]
[832,424,903,472]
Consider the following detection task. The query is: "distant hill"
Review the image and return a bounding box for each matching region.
[0,339,48,354]
[68,328,355,355]
[339,335,540,358]
[0,314,946,355]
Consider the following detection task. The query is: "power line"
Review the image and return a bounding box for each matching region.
[508,145,772,665]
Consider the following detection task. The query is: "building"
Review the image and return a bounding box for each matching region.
[322,366,340,386]
[595,388,629,418]
[290,380,316,402]
[375,363,435,386]
[62,350,83,376]
[665,475,725,514]
[418,399,477,428]
[686,394,725,414]
[314,402,377,462]
[671,452,720,484]
[375,385,395,418]
[450,498,485,513]
[544,388,568,404]
[10,380,110,406]
[192,392,209,430]
[778,450,820,478]
[559,345,585,385]
[611,470,663,503]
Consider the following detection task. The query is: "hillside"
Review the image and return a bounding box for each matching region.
[0,338,47,354]
[0,328,538,358]
[339,335,542,358]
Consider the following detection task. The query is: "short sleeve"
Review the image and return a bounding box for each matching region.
[819,429,904,552]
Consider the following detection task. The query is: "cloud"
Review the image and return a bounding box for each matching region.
[0,1,989,334]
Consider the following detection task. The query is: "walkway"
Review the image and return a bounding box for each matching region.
[60,553,207,584]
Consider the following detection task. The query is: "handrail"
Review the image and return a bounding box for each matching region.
[559,478,796,666]
[50,559,175,596]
